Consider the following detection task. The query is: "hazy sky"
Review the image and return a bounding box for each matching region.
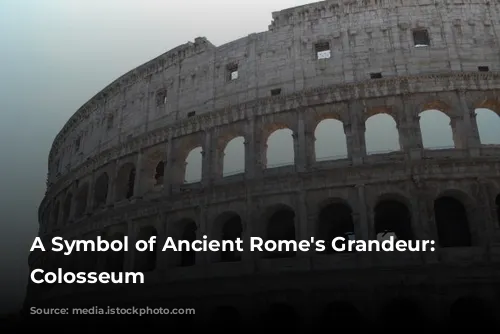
[1,0,500,314]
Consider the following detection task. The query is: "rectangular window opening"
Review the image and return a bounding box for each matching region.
[75,137,81,152]
[227,64,238,81]
[106,115,114,130]
[188,111,196,118]
[413,29,430,47]
[478,66,489,72]
[315,42,331,59]
[271,88,282,96]
[370,72,382,79]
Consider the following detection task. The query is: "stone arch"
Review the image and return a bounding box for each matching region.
[185,147,203,183]
[154,161,165,185]
[263,204,296,258]
[169,219,197,267]
[212,212,243,263]
[133,226,157,272]
[74,183,89,219]
[474,108,500,145]
[316,199,355,253]
[208,306,241,330]
[93,172,109,208]
[364,109,400,155]
[314,118,348,161]
[105,232,125,273]
[378,298,427,330]
[265,127,295,168]
[115,163,136,201]
[449,296,495,329]
[374,195,413,241]
[222,136,245,176]
[51,201,60,227]
[434,191,472,247]
[62,192,72,224]
[262,303,299,330]
[418,99,455,149]
[319,301,365,331]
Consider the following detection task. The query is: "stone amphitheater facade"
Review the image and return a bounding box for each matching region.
[27,0,500,330]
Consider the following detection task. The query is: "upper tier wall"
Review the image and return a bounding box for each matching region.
[47,0,500,184]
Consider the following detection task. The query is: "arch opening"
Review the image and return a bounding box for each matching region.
[316,202,355,253]
[154,161,165,185]
[115,163,136,201]
[475,108,500,145]
[434,196,471,247]
[105,232,125,273]
[185,147,202,183]
[223,136,245,176]
[314,119,348,161]
[374,199,413,241]
[133,227,157,272]
[265,128,294,168]
[74,184,89,219]
[419,109,454,149]
[265,206,296,259]
[364,113,400,155]
[93,172,109,208]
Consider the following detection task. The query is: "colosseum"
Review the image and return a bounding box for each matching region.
[24,0,500,330]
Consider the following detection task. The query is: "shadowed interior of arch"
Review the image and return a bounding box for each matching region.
[265,206,296,258]
[212,212,243,262]
[93,172,109,208]
[208,306,241,329]
[374,198,413,241]
[378,298,427,329]
[105,232,125,273]
[262,303,299,329]
[316,201,355,253]
[319,301,365,330]
[449,296,495,328]
[496,194,500,227]
[434,196,471,247]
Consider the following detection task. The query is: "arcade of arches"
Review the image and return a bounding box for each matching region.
[44,190,492,275]
[45,103,500,228]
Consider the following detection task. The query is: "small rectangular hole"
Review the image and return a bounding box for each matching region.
[315,42,331,59]
[370,72,382,79]
[478,66,489,72]
[413,29,430,47]
[227,64,238,81]
[187,111,196,118]
[271,88,282,96]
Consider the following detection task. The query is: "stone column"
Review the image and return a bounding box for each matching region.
[457,90,481,151]
[201,131,212,187]
[133,150,143,198]
[124,220,136,271]
[297,190,310,257]
[347,102,366,165]
[85,171,96,214]
[163,135,173,195]
[107,160,118,206]
[296,110,307,172]
[196,205,209,266]
[355,184,369,240]
[244,117,256,178]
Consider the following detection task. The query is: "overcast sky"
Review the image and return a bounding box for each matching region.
[1,0,500,314]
